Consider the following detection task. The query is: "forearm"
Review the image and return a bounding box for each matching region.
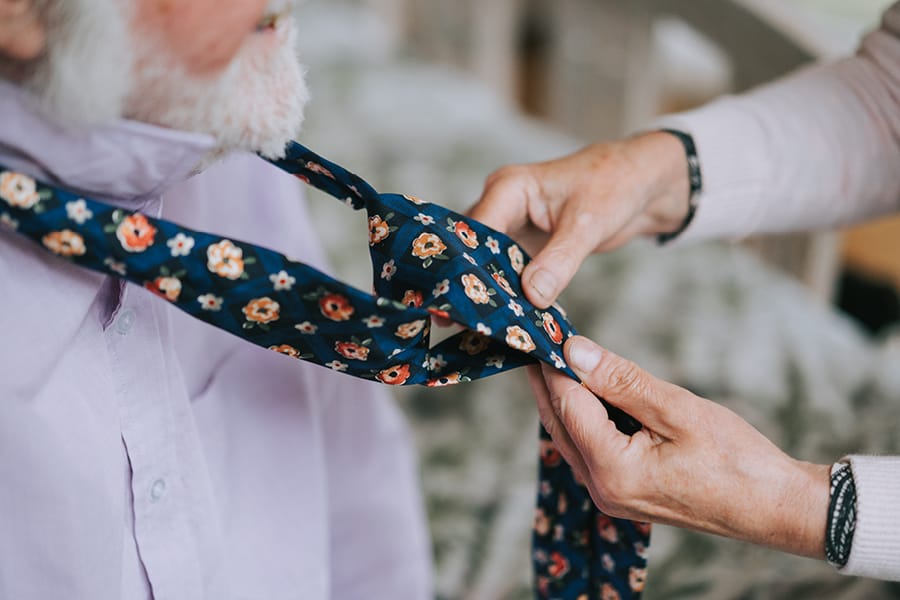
[652,6,900,242]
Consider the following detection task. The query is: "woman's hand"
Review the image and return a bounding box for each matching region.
[529,336,831,559]
[469,132,691,308]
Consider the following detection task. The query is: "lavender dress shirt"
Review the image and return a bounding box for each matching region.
[0,81,432,600]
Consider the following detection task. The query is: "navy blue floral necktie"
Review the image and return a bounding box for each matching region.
[0,142,649,599]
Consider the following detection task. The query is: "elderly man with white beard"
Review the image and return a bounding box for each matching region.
[0,1,432,599]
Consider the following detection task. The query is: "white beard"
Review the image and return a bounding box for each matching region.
[24,0,309,160]
[125,19,310,160]
[25,0,133,127]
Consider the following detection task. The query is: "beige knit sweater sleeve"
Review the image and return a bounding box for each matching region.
[653,2,900,581]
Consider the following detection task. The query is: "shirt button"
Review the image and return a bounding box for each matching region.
[150,478,167,502]
[115,308,136,334]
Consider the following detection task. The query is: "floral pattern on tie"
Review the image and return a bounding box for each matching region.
[1,141,650,599]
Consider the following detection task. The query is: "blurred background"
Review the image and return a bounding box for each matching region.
[292,1,900,598]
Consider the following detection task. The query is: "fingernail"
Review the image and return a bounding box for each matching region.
[530,269,557,302]
[567,337,602,373]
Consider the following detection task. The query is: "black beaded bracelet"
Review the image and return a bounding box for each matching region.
[656,128,702,245]
[825,462,857,568]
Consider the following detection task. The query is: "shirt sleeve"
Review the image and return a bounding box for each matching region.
[652,2,900,243]
[839,455,900,580]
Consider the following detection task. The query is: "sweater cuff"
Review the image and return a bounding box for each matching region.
[647,99,772,244]
[839,455,900,580]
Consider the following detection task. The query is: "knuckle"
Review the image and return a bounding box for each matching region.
[605,358,649,399]
[486,164,529,187]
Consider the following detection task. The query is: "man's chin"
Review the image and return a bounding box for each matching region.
[126,23,310,162]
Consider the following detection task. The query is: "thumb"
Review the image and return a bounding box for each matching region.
[564,336,680,438]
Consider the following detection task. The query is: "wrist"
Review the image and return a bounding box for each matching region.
[767,460,831,559]
[621,132,692,236]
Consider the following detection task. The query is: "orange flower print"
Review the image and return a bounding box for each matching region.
[396,319,427,340]
[206,239,245,280]
[0,172,40,209]
[629,567,647,593]
[335,341,370,361]
[540,439,562,467]
[242,297,280,325]
[461,273,491,305]
[547,552,570,580]
[42,230,86,257]
[505,325,536,353]
[404,194,426,205]
[377,364,412,385]
[459,330,490,356]
[144,276,182,302]
[411,232,446,260]
[635,521,652,537]
[319,293,355,322]
[542,312,564,344]
[116,213,157,253]
[597,515,619,543]
[427,307,451,320]
[270,344,301,358]
[401,289,424,308]
[305,161,335,179]
[426,372,463,387]
[492,272,516,297]
[451,220,478,249]
[533,509,551,536]
[508,244,525,274]
[368,215,391,245]
[600,583,621,600]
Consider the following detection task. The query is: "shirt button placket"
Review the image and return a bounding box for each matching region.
[115,308,137,334]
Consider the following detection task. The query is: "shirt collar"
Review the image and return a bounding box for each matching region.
[0,80,218,204]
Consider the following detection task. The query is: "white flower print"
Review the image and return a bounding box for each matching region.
[463,252,477,265]
[197,294,223,311]
[551,352,566,370]
[428,354,447,371]
[486,236,500,255]
[508,299,524,317]
[269,270,296,291]
[167,233,195,257]
[65,199,93,225]
[0,212,18,230]
[476,323,492,336]
[414,213,435,226]
[433,279,450,298]
[486,355,505,369]
[390,348,404,358]
[326,360,349,372]
[295,321,318,334]
[381,259,397,281]
[364,315,386,328]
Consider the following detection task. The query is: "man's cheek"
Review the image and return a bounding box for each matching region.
[134,0,267,74]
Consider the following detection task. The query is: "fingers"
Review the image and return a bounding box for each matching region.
[526,365,591,482]
[468,166,537,235]
[563,336,686,438]
[539,363,630,461]
[521,210,599,308]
